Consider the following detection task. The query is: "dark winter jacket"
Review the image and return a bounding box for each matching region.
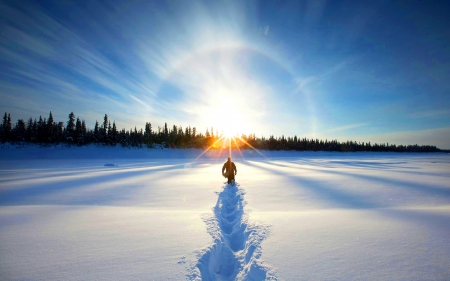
[222,160,237,175]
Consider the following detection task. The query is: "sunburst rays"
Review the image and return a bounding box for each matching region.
[192,133,268,164]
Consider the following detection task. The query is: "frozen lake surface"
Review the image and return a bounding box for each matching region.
[1,147,449,280]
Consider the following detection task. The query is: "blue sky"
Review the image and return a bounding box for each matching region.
[1,0,450,148]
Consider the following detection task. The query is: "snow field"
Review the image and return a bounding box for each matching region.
[0,147,449,280]
[239,156,450,280]
[0,205,212,280]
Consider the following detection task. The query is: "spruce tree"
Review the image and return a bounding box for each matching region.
[75,117,82,145]
[25,118,33,142]
[66,112,76,142]
[108,121,112,145]
[7,113,12,141]
[37,116,44,143]
[1,112,7,142]
[32,119,37,142]
[144,122,152,147]
[47,111,54,142]
[102,114,108,144]
[164,122,168,138]
[0,113,4,140]
[94,121,99,143]
[1,112,12,142]
[145,122,152,135]
[111,121,117,146]
[57,122,64,142]
[81,120,87,140]
[14,119,26,142]
[134,126,138,147]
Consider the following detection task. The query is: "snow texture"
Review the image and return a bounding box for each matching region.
[0,146,449,280]
[189,183,276,280]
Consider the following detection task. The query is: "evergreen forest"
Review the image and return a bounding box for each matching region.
[0,111,444,153]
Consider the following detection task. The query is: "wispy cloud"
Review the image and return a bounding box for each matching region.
[0,1,167,129]
[294,76,317,92]
[325,123,368,133]
[293,57,358,93]
[408,109,450,119]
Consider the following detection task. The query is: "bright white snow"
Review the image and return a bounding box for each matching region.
[0,146,449,280]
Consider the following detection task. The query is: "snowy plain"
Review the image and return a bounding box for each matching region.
[0,145,449,280]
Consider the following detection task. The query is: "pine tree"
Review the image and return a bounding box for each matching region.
[75,117,83,145]
[102,114,108,144]
[111,121,117,146]
[134,126,138,147]
[144,122,152,147]
[164,122,168,136]
[1,112,7,142]
[170,124,177,147]
[47,111,54,142]
[7,113,12,140]
[56,122,64,142]
[145,122,152,135]
[81,120,87,139]
[183,127,189,147]
[94,121,99,142]
[108,121,112,145]
[37,116,44,142]
[14,119,26,141]
[66,112,76,142]
[47,111,54,125]
[0,113,4,141]
[32,119,38,142]
[1,112,12,142]
[25,118,33,142]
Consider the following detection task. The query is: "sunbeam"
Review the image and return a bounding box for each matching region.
[235,135,268,159]
[231,136,245,159]
[192,135,227,162]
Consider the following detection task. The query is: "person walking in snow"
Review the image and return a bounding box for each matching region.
[222,157,237,184]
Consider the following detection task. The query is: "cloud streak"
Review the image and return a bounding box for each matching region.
[325,123,368,133]
[0,1,168,128]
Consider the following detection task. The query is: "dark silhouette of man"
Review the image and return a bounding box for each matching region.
[222,157,237,184]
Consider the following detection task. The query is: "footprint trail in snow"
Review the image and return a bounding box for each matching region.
[189,183,277,280]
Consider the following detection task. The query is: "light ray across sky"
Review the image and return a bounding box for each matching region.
[1,0,450,148]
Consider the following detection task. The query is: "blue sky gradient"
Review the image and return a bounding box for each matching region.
[1,0,450,148]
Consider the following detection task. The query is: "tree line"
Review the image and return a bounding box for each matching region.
[0,111,444,153]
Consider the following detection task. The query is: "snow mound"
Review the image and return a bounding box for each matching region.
[189,183,277,280]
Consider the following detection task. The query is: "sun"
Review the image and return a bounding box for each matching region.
[210,113,246,140]
[222,126,237,139]
[204,95,252,139]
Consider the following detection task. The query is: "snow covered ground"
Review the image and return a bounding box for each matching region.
[1,146,449,280]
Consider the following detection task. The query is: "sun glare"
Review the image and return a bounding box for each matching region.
[222,126,237,138]
[204,95,251,140]
[193,97,267,162]
[211,117,244,140]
